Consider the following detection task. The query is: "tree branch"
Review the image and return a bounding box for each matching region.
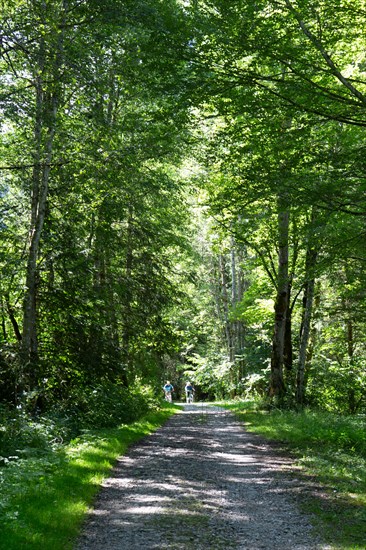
[0,161,69,171]
[284,0,366,105]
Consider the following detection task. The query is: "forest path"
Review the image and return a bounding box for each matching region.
[76,404,330,550]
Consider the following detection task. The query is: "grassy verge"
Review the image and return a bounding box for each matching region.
[0,403,178,550]
[223,401,366,550]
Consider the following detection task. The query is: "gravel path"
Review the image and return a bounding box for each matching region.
[76,404,330,550]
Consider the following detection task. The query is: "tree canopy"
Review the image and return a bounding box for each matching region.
[0,0,365,414]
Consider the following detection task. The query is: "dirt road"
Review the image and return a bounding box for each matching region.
[76,404,329,549]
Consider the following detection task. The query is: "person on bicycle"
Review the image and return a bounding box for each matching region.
[163,381,174,401]
[185,381,194,403]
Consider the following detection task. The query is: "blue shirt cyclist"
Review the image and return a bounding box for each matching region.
[163,381,174,394]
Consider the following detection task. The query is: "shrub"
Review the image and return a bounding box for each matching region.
[0,382,160,459]
[0,404,68,458]
[50,381,160,431]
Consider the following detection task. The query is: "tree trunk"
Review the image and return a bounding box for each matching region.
[343,284,356,413]
[296,253,316,405]
[120,206,134,386]
[22,86,58,368]
[283,296,293,374]
[305,284,320,366]
[235,244,246,380]
[5,294,22,343]
[219,254,234,362]
[269,207,289,399]
[21,2,66,377]
[1,300,7,341]
[230,237,239,386]
[346,318,356,414]
[230,236,237,306]
[296,205,320,404]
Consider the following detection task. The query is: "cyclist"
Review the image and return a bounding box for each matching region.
[185,381,195,403]
[163,381,174,402]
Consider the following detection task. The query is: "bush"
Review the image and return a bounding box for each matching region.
[0,382,160,459]
[50,381,160,431]
[307,358,366,414]
[0,404,69,458]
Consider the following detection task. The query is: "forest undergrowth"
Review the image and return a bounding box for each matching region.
[1,393,366,550]
[224,401,366,550]
[0,397,177,550]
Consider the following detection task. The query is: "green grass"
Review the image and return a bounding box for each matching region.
[0,404,178,550]
[224,401,366,550]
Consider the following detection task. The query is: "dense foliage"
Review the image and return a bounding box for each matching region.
[177,0,366,412]
[1,0,366,431]
[0,0,194,414]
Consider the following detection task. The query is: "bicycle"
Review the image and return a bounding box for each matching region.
[186,390,194,403]
[164,390,173,403]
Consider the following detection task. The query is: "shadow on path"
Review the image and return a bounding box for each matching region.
[76,404,329,550]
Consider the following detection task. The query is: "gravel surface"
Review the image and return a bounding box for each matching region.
[76,404,330,549]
